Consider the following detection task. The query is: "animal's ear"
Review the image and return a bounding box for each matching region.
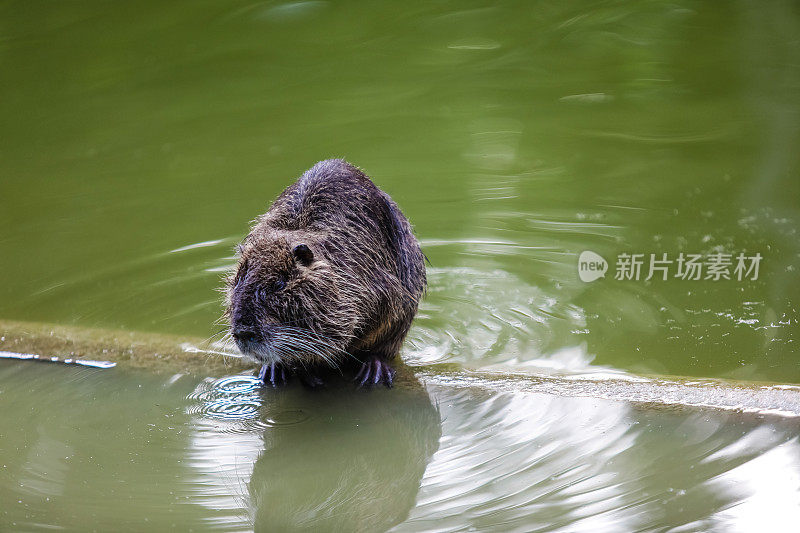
[292,243,314,266]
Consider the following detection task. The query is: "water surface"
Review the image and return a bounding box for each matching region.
[2,0,800,530]
[2,364,799,531]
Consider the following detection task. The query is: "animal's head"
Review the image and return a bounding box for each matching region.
[225,232,354,368]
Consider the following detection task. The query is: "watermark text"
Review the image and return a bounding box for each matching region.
[578,251,762,282]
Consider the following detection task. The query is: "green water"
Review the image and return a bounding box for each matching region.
[2,0,799,383]
[2,0,800,530]
[3,364,798,531]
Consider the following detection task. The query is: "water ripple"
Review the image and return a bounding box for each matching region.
[406,266,587,369]
[186,374,310,433]
[392,383,800,532]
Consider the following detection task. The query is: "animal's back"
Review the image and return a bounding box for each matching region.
[270,159,425,297]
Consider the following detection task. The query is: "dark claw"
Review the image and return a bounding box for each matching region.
[355,359,395,388]
[258,362,289,387]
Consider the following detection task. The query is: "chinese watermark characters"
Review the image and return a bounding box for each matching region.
[578,251,762,282]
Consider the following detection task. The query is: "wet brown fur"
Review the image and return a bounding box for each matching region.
[225,159,426,384]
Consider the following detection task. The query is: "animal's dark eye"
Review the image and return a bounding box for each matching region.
[292,243,314,266]
[273,278,286,291]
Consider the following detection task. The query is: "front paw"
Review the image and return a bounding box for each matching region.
[354,358,396,388]
[258,362,289,387]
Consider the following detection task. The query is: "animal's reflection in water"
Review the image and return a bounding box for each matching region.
[248,379,441,532]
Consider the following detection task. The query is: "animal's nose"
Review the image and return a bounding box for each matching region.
[232,328,258,343]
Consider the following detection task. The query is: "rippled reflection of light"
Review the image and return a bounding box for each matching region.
[168,239,225,253]
[393,383,800,531]
[185,374,266,527]
[396,385,638,531]
[708,438,800,531]
[406,266,587,368]
[187,375,277,430]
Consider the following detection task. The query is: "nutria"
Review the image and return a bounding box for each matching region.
[226,159,426,387]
